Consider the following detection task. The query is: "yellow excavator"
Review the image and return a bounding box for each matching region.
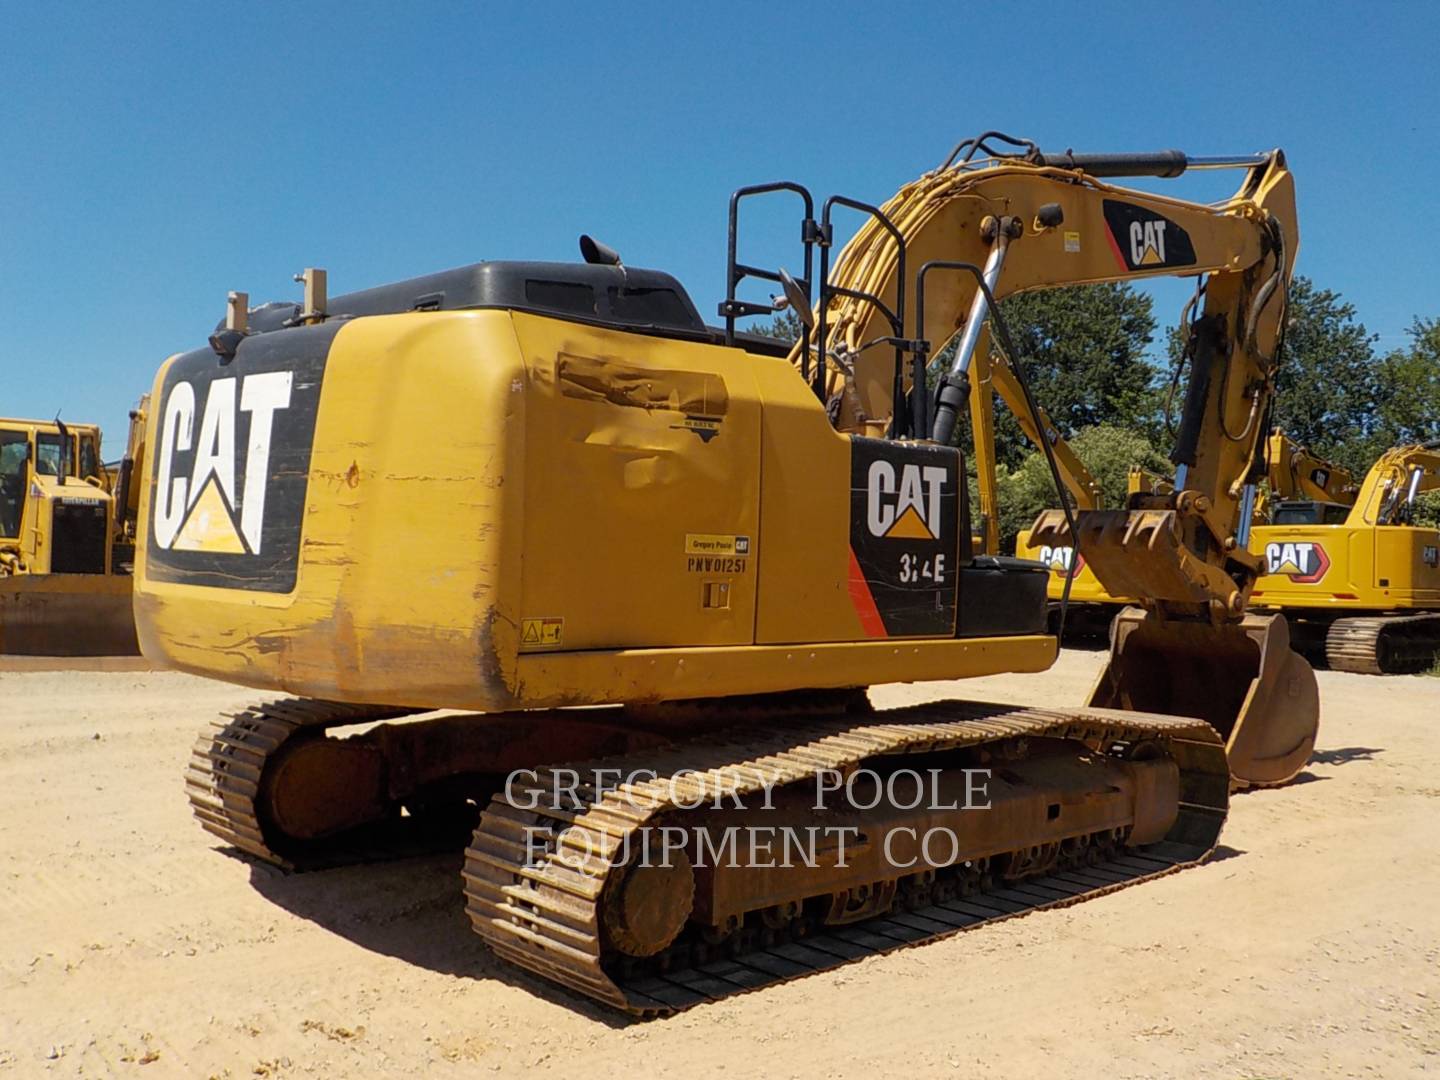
[1018,431,1440,674]
[1251,440,1440,672]
[0,407,147,655]
[134,135,1316,1013]
[1012,464,1162,635]
[1017,431,1356,631]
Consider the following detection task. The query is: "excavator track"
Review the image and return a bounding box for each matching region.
[186,699,426,871]
[1324,614,1440,675]
[187,698,683,871]
[464,700,1228,1015]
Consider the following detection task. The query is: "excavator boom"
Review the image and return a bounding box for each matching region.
[795,138,1316,786]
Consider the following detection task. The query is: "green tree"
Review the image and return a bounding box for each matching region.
[994,284,1161,457]
[745,310,803,343]
[935,283,1162,466]
[994,425,1171,553]
[1269,276,1381,474]
[1374,317,1440,448]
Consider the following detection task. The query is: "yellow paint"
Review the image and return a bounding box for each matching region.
[135,307,1041,709]
[885,506,934,540]
[172,478,246,554]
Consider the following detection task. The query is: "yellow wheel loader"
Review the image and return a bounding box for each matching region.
[0,406,147,656]
[137,135,1316,1013]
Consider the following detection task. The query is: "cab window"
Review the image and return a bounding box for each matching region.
[0,431,28,538]
[35,433,64,477]
[79,435,101,482]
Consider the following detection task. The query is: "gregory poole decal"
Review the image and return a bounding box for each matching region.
[848,439,960,637]
[145,323,337,592]
[1264,540,1331,584]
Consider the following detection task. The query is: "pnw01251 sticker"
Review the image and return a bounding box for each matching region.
[848,438,960,637]
[145,322,338,593]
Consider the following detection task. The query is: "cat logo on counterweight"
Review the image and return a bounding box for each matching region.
[145,322,335,593]
[866,460,948,541]
[1264,541,1330,584]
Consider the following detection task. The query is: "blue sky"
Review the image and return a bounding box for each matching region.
[3,1,1437,455]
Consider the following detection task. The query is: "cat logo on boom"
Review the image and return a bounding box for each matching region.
[1102,200,1197,272]
[866,460,948,541]
[1264,540,1331,584]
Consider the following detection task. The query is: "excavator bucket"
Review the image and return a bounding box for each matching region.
[0,574,139,656]
[1090,607,1319,789]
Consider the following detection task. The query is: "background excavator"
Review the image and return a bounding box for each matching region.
[1020,431,1440,674]
[135,136,1314,1014]
[1250,440,1440,672]
[0,405,147,656]
[1016,431,1356,632]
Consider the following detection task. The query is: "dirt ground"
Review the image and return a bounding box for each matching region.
[2,652,1437,1079]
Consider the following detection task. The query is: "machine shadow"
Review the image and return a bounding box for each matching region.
[238,849,635,1028]
[1309,746,1384,767]
[1206,844,1245,864]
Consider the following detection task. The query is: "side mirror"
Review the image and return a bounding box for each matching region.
[777,267,815,331]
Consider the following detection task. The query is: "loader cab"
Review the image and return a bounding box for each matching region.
[0,420,113,574]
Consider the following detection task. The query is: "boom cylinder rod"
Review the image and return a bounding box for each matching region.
[1236,483,1258,547]
[943,233,1010,380]
[1405,466,1424,506]
[927,233,1010,446]
[1029,150,1270,178]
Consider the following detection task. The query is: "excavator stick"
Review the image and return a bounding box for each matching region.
[0,574,139,656]
[1090,608,1318,789]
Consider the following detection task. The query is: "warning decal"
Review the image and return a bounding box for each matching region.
[520,617,564,647]
[849,438,960,637]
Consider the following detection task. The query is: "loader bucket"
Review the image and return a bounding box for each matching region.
[1090,607,1318,789]
[0,574,139,656]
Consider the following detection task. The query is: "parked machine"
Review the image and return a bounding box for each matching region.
[1021,430,1440,674]
[1017,431,1354,632]
[136,135,1315,1012]
[0,405,146,655]
[1251,440,1440,673]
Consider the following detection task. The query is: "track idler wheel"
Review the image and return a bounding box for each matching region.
[1090,608,1319,788]
[601,850,695,958]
